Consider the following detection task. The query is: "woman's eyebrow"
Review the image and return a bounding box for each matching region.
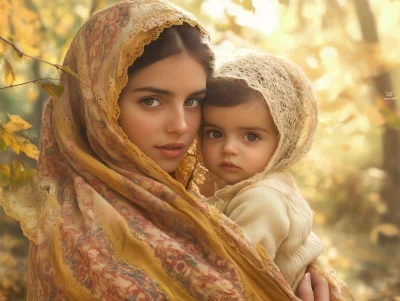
[131,87,172,95]
[130,87,207,97]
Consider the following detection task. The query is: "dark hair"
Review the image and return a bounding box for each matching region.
[204,77,262,107]
[128,23,214,78]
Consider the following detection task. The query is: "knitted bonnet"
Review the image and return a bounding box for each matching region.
[211,49,318,176]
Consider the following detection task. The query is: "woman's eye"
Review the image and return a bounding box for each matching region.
[244,133,259,142]
[207,131,223,139]
[185,98,200,107]
[141,98,160,107]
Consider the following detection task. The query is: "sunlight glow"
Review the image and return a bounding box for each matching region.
[202,0,279,35]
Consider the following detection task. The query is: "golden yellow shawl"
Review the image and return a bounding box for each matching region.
[0,1,300,300]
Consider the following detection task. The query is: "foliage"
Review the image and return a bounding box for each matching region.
[0,228,28,301]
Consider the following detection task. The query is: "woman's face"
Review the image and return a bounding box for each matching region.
[118,52,207,173]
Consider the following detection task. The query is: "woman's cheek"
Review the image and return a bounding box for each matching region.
[188,111,202,138]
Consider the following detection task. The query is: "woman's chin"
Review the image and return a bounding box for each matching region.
[157,161,181,174]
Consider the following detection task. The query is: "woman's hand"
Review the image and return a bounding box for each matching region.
[297,268,329,301]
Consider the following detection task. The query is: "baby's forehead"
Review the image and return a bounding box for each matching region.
[202,97,273,124]
[203,92,268,113]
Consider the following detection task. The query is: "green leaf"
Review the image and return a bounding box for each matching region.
[0,164,11,187]
[38,82,64,97]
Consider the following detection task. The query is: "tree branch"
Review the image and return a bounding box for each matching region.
[0,78,58,90]
[0,36,63,71]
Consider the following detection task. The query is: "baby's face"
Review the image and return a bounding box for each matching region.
[202,96,279,185]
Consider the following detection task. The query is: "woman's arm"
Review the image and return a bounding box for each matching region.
[297,269,329,301]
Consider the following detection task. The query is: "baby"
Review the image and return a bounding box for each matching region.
[200,50,324,291]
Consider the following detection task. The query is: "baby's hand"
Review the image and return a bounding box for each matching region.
[297,268,329,301]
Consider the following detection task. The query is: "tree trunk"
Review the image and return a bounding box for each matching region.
[31,59,46,146]
[354,0,400,232]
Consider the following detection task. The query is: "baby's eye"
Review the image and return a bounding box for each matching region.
[244,133,259,142]
[141,98,161,107]
[207,131,223,139]
[185,98,201,107]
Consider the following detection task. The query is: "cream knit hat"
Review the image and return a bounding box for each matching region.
[212,49,318,175]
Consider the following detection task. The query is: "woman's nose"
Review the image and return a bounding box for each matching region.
[166,106,188,135]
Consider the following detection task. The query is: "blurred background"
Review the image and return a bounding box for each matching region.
[0,0,399,300]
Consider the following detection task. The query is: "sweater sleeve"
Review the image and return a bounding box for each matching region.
[225,186,290,260]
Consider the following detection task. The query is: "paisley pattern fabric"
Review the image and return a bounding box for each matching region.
[1,1,299,300]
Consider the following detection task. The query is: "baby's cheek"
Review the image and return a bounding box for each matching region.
[253,153,270,172]
[202,144,217,169]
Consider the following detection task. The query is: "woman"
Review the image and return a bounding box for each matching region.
[1,1,334,300]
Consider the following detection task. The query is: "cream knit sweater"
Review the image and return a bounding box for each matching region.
[207,172,324,291]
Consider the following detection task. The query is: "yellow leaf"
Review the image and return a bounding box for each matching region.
[370,223,400,244]
[38,82,64,97]
[21,142,39,160]
[0,164,11,187]
[3,58,15,85]
[3,114,32,132]
[1,130,20,154]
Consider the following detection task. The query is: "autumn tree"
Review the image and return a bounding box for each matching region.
[353,0,400,233]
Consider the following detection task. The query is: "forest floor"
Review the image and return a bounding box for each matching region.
[1,209,399,301]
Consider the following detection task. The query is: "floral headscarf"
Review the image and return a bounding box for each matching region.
[1,1,300,300]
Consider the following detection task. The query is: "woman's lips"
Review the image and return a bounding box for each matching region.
[156,143,185,159]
